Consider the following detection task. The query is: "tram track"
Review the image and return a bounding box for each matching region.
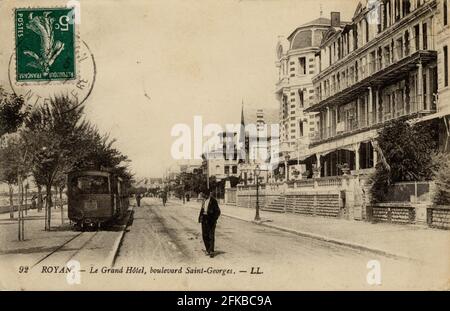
[31,231,99,269]
[30,206,135,270]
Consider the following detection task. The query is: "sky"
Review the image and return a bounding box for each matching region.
[0,0,358,178]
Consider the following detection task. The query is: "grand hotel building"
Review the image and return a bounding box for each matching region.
[277,0,450,179]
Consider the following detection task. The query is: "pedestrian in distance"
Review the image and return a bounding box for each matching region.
[136,193,142,207]
[198,189,221,258]
[161,190,167,206]
[31,194,37,210]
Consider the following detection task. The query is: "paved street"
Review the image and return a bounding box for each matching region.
[0,198,447,290]
[113,198,448,290]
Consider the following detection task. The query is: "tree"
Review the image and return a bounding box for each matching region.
[23,95,89,230]
[0,137,20,219]
[0,87,27,136]
[0,133,31,241]
[369,119,439,202]
[73,126,132,183]
[0,88,27,220]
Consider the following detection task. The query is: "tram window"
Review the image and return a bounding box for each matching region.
[71,176,110,195]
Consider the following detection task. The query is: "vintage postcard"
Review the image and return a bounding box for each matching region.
[0,0,449,292]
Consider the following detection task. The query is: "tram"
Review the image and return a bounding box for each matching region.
[67,170,129,230]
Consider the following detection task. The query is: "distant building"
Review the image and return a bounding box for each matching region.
[202,105,279,185]
[238,107,278,185]
[202,131,240,182]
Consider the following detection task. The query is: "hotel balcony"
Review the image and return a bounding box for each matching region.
[307,46,437,113]
[309,93,437,147]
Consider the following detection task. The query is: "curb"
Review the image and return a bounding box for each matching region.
[106,205,135,267]
[182,204,416,262]
[226,213,414,261]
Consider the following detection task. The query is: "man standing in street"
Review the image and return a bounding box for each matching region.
[198,189,221,258]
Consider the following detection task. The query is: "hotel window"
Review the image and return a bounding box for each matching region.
[298,89,304,108]
[403,0,411,16]
[298,57,306,75]
[445,0,448,26]
[414,24,420,50]
[422,23,428,50]
[444,46,449,87]
[365,18,369,43]
[299,121,304,137]
[329,46,332,65]
[232,166,237,174]
[395,0,400,21]
[224,166,230,175]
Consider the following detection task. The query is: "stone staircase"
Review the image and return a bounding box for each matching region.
[261,196,285,213]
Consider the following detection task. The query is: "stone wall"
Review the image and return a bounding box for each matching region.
[368,203,415,224]
[427,206,450,230]
[286,193,341,217]
[236,189,342,218]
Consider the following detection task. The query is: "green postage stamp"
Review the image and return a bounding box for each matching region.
[15,7,76,82]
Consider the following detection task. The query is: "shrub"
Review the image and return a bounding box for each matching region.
[432,153,450,205]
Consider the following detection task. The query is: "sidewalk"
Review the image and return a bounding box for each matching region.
[176,200,450,265]
[0,206,80,266]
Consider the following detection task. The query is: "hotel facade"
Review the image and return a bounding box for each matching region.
[278,0,449,179]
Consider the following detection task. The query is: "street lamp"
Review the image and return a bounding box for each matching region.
[285,154,290,182]
[254,164,261,221]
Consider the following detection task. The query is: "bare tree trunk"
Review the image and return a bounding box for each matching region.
[17,174,24,241]
[37,185,42,212]
[60,187,64,225]
[45,185,52,231]
[25,184,28,216]
[44,194,47,230]
[54,185,58,210]
[9,184,14,219]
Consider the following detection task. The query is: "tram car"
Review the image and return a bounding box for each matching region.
[67,170,129,230]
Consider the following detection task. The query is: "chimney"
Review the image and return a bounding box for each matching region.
[331,12,340,27]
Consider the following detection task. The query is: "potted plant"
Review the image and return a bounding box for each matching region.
[337,163,350,175]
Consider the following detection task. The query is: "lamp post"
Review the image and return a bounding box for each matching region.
[254,164,261,221]
[285,154,290,182]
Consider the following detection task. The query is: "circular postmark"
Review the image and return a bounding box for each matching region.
[9,6,96,108]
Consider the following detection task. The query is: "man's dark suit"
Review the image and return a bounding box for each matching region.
[198,197,221,255]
